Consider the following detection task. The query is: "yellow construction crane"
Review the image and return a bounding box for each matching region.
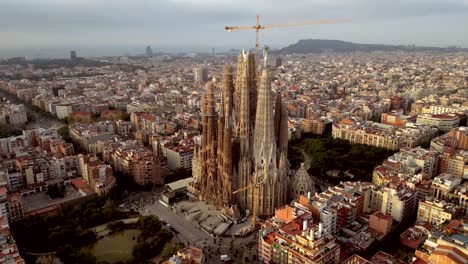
[225,15,351,52]
[233,181,260,226]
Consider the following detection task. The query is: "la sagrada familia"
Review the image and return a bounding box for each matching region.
[191,51,289,218]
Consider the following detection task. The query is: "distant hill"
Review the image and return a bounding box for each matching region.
[277,39,466,54]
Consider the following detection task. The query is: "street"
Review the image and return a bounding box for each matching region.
[120,190,258,263]
[141,200,212,245]
[0,89,64,130]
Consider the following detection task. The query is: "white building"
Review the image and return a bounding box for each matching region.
[166,146,193,170]
[416,113,460,133]
[429,105,467,115]
[0,104,27,125]
[371,186,418,222]
[56,104,73,119]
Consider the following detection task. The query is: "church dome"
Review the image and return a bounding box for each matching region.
[291,163,315,199]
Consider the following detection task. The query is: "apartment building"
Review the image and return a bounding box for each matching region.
[78,155,116,196]
[0,216,25,264]
[417,198,461,225]
[370,185,418,222]
[259,205,340,264]
[300,118,331,135]
[55,104,73,119]
[429,105,468,115]
[416,113,460,133]
[165,146,193,170]
[381,110,416,127]
[109,144,161,186]
[332,118,438,150]
[0,104,27,125]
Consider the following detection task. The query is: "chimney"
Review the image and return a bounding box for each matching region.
[302,220,308,237]
[309,228,314,241]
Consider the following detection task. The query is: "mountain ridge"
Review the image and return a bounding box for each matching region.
[276,39,466,54]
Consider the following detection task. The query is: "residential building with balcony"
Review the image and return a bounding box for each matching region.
[417,198,461,225]
[416,113,460,133]
[259,204,340,264]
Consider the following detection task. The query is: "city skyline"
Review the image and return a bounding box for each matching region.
[0,1,467,263]
[1,0,468,54]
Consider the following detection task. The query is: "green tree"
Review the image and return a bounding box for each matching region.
[133,225,173,262]
[57,125,72,143]
[47,184,66,198]
[0,124,23,138]
[137,215,162,239]
[108,220,126,233]
[69,248,97,264]
[161,242,185,259]
[10,196,129,254]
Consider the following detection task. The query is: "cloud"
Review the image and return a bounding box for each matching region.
[0,0,467,49]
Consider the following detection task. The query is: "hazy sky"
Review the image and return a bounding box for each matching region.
[1,0,468,51]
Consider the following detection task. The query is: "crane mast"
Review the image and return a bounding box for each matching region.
[233,182,259,226]
[229,14,350,226]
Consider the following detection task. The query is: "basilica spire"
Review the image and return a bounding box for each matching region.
[192,50,289,218]
[253,69,276,170]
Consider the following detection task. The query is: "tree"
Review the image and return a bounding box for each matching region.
[162,242,185,259]
[0,124,23,138]
[133,219,174,262]
[164,167,190,184]
[57,125,72,143]
[137,215,161,239]
[108,220,126,233]
[69,248,97,264]
[10,196,129,254]
[299,135,395,182]
[47,184,66,198]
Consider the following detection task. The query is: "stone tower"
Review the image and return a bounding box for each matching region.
[236,52,255,211]
[198,81,219,204]
[218,65,235,207]
[192,50,289,218]
[291,163,315,200]
[252,68,289,217]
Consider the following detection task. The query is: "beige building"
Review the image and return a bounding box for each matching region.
[332,118,438,150]
[0,104,28,125]
[444,153,468,179]
[417,198,461,225]
[7,193,24,223]
[165,146,193,170]
[369,211,393,236]
[429,105,468,115]
[126,102,152,114]
[162,246,204,264]
[370,186,417,222]
[110,146,161,186]
[300,118,329,135]
[259,205,340,264]
[78,155,116,196]
[416,113,460,133]
[55,104,73,119]
[431,173,461,200]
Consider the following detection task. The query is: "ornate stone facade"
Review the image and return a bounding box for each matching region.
[291,163,315,200]
[192,52,290,218]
